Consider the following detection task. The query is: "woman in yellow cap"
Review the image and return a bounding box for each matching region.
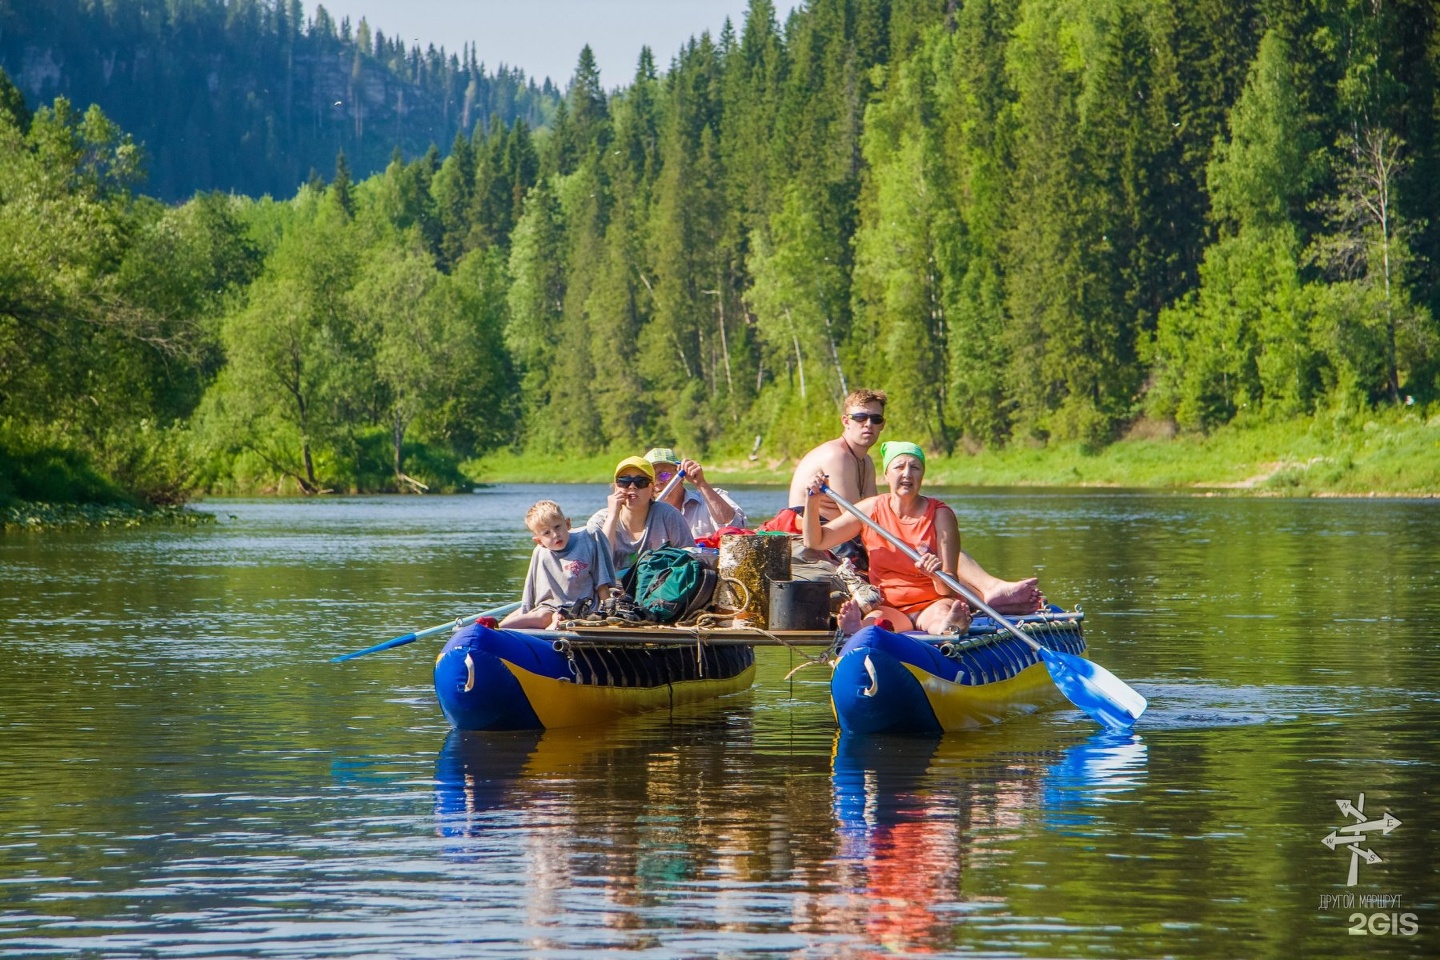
[800,441,971,634]
[587,456,695,573]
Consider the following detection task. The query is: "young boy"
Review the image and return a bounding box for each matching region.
[500,500,618,629]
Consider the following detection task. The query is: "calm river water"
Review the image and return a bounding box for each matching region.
[1,487,1436,959]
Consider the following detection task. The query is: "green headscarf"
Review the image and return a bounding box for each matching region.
[880,440,926,472]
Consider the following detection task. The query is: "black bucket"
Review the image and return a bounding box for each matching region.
[768,578,832,631]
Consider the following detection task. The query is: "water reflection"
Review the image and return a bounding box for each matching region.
[435,730,546,831]
[431,712,849,953]
[1040,731,1149,832]
[822,728,1154,955]
[4,492,1437,959]
[828,733,964,954]
[825,729,1073,954]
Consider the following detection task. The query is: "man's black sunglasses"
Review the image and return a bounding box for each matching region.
[846,412,886,425]
[615,475,652,488]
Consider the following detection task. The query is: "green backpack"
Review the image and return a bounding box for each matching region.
[624,546,718,624]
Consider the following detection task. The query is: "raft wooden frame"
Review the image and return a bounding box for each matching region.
[527,607,1083,649]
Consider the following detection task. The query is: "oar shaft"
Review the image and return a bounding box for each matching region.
[820,483,1041,652]
[656,468,685,500]
[821,482,1145,730]
[331,600,523,662]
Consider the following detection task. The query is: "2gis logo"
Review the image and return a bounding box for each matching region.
[1321,894,1417,935]
[1319,792,1417,937]
[1347,909,1418,937]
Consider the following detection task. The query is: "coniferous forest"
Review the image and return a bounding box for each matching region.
[0,0,557,199]
[1,0,1437,505]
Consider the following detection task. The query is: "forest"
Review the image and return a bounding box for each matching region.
[0,0,558,199]
[0,0,1437,506]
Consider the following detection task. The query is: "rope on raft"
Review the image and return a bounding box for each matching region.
[554,579,846,681]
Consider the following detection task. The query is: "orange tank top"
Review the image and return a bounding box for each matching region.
[860,495,947,612]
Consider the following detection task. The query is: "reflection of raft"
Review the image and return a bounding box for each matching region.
[435,623,759,730]
[831,608,1086,735]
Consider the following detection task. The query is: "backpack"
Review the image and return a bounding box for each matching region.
[623,546,718,624]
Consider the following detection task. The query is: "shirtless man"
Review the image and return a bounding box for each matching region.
[787,388,1045,615]
[787,388,887,522]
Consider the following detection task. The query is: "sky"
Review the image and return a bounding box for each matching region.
[316,1,802,90]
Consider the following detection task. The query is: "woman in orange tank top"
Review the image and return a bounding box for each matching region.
[799,441,971,634]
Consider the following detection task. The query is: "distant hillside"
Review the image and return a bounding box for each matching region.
[0,0,559,200]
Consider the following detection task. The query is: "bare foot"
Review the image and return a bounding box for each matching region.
[917,598,971,635]
[942,600,972,634]
[836,599,864,635]
[983,577,1044,614]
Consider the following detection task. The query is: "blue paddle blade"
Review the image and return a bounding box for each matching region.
[1039,648,1148,730]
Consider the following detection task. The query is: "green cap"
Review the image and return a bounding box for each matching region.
[880,441,925,472]
[644,447,680,467]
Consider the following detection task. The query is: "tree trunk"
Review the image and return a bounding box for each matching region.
[393,416,405,489]
[301,438,317,493]
[296,390,318,494]
[787,310,806,400]
[821,313,847,397]
[792,331,806,400]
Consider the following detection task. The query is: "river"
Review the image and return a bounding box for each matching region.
[1,487,1435,958]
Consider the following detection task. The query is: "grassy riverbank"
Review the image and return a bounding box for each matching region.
[465,408,1440,497]
[1,502,216,532]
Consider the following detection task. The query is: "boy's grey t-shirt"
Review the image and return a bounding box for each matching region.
[586,501,695,572]
[519,528,618,612]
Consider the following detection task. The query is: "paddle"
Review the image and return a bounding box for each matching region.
[330,600,523,663]
[819,482,1147,730]
[653,466,686,502]
[628,468,685,570]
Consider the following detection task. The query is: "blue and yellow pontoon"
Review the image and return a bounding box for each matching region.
[434,623,757,730]
[830,609,1087,735]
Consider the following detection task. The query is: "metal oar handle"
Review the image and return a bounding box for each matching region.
[819,481,1042,651]
[656,468,685,500]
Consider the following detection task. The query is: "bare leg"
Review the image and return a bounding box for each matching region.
[916,598,972,635]
[956,551,1044,614]
[500,607,560,629]
[866,604,913,632]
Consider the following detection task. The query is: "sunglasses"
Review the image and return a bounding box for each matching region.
[615,475,652,488]
[656,469,677,482]
[846,412,886,425]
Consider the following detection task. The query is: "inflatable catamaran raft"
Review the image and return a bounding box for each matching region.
[433,606,1086,734]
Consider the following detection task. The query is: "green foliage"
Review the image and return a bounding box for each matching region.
[746,185,850,414]
[0,433,129,507]
[853,46,951,450]
[1206,31,1318,234]
[95,418,202,507]
[1,500,213,531]
[505,181,567,446]
[0,1,559,201]
[204,206,361,493]
[0,65,30,132]
[6,0,1440,504]
[1150,28,1329,431]
[1148,227,1310,429]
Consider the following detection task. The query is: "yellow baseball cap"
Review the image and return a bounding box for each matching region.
[613,456,655,480]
